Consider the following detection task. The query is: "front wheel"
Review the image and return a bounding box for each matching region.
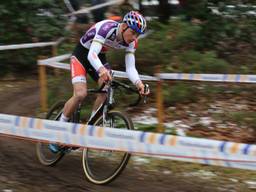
[82,111,134,185]
[36,101,66,166]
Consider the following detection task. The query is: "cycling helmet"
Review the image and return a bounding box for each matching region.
[123,11,147,34]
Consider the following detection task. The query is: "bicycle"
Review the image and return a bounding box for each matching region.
[36,77,149,185]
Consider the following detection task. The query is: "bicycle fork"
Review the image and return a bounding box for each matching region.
[103,86,114,128]
[73,103,82,123]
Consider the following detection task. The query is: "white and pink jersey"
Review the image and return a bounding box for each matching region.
[73,19,141,86]
[80,20,138,53]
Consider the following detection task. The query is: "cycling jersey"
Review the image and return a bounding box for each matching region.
[71,19,141,85]
[80,20,138,53]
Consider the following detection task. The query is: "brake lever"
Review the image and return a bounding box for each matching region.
[143,84,149,104]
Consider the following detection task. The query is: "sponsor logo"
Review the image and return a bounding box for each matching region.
[249,77,256,81]
[87,31,95,36]
[201,75,221,81]
[44,123,67,131]
[179,140,214,149]
[102,25,109,31]
[0,119,11,124]
[88,138,115,148]
[32,130,52,139]
[106,132,135,140]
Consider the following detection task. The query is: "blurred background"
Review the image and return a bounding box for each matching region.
[1,1,256,191]
[1,0,256,140]
[1,0,256,138]
[1,0,256,75]
[1,0,255,75]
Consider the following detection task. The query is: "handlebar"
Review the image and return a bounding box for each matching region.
[111,80,141,107]
[111,80,150,107]
[87,79,149,107]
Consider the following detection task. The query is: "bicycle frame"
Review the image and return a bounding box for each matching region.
[75,81,115,126]
[73,78,145,126]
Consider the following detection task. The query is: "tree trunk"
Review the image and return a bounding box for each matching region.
[158,0,170,24]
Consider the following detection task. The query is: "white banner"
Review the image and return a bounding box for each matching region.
[0,42,56,51]
[38,54,256,83]
[0,113,256,170]
[158,73,256,83]
[38,54,71,65]
[66,0,123,16]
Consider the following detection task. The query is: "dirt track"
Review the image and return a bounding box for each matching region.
[0,79,256,192]
[2,135,225,192]
[0,79,196,192]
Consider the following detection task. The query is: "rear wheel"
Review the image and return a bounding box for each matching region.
[36,101,66,166]
[82,111,133,184]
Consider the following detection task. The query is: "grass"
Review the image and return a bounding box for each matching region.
[213,111,256,130]
[134,123,158,132]
[134,123,178,135]
[130,156,256,191]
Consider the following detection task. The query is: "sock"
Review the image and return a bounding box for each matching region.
[59,113,69,122]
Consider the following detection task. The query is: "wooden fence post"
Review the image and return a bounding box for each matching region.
[156,65,164,133]
[38,56,48,112]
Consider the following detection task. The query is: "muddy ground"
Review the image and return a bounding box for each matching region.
[0,78,256,192]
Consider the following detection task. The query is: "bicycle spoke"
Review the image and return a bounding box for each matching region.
[36,101,66,166]
[82,111,133,184]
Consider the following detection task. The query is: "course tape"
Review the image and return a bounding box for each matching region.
[42,62,71,70]
[158,73,256,83]
[112,70,158,81]
[38,56,158,81]
[0,113,256,170]
[66,0,123,15]
[0,38,65,51]
[38,55,256,83]
[38,54,71,65]
[0,42,56,51]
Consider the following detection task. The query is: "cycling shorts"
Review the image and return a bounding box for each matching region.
[70,43,110,84]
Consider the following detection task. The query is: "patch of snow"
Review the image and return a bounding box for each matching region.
[3,190,13,192]
[217,124,228,129]
[163,170,172,175]
[168,106,176,111]
[164,122,175,128]
[244,180,256,189]
[132,115,158,125]
[199,117,215,126]
[144,107,157,114]
[229,178,238,183]
[183,170,217,180]
[176,128,186,136]
[5,84,14,88]
[132,156,151,165]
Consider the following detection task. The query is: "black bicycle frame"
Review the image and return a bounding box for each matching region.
[73,79,143,126]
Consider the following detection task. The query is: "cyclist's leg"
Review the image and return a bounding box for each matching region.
[62,83,87,118]
[48,55,87,153]
[62,56,88,120]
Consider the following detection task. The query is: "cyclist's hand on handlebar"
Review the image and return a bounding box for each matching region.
[98,66,112,82]
[136,81,150,96]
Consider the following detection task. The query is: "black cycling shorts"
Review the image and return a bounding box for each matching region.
[71,43,110,82]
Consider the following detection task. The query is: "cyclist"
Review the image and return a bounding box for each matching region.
[49,11,150,152]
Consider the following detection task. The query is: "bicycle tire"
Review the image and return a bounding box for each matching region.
[36,100,66,166]
[82,110,134,185]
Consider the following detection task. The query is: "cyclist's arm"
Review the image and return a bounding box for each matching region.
[87,40,104,72]
[125,52,142,86]
[87,20,116,72]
